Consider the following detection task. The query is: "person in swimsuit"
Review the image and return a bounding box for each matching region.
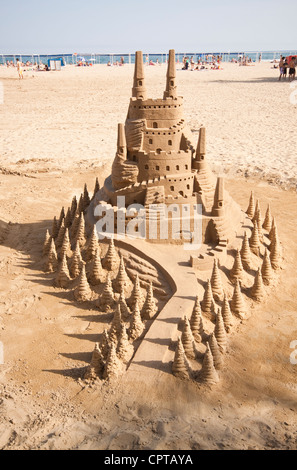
[16,59,23,79]
[288,57,296,81]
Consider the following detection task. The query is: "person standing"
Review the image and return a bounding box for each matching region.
[278,56,284,81]
[288,56,296,81]
[16,58,23,79]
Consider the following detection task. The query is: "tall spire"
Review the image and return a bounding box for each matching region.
[194,126,206,169]
[163,49,177,99]
[132,51,146,100]
[212,177,224,217]
[117,123,127,159]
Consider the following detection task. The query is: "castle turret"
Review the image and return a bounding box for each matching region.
[132,51,146,100]
[212,177,224,217]
[163,49,177,100]
[193,127,206,170]
[117,123,127,159]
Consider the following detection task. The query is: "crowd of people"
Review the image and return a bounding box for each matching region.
[278,55,296,81]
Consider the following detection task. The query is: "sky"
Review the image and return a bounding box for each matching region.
[0,0,296,54]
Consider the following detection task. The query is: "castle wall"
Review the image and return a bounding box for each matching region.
[127,97,184,122]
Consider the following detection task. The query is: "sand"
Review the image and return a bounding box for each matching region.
[0,62,297,450]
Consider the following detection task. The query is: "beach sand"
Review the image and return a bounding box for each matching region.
[0,62,297,450]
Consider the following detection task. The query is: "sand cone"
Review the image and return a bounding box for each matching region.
[70,208,81,240]
[250,268,265,301]
[99,274,115,310]
[70,196,77,222]
[118,288,131,321]
[43,229,51,257]
[92,177,100,200]
[100,329,110,360]
[269,224,280,253]
[252,199,260,224]
[59,228,71,260]
[109,303,122,343]
[181,316,196,359]
[83,183,90,210]
[64,207,72,229]
[249,220,261,256]
[190,296,204,343]
[58,207,65,230]
[86,225,100,261]
[54,253,71,288]
[172,338,190,380]
[210,258,224,301]
[117,322,134,363]
[229,249,244,283]
[102,237,119,272]
[240,231,252,270]
[74,265,92,301]
[270,236,282,270]
[75,213,86,248]
[70,241,83,279]
[56,218,66,249]
[201,279,215,316]
[52,216,59,239]
[214,308,227,353]
[45,238,58,272]
[113,255,131,294]
[209,333,223,370]
[200,343,219,385]
[129,273,144,311]
[221,293,233,332]
[230,278,247,319]
[246,191,255,219]
[261,248,274,285]
[78,194,84,214]
[84,343,104,380]
[141,282,158,321]
[103,342,122,380]
[262,204,272,232]
[268,217,276,241]
[89,247,104,285]
[255,209,264,242]
[129,301,144,341]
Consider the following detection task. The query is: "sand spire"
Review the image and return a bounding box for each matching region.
[250,268,265,301]
[43,229,51,257]
[86,225,100,261]
[45,238,58,272]
[70,196,77,222]
[129,301,144,341]
[249,220,261,256]
[54,253,71,288]
[64,207,72,229]
[99,273,115,310]
[84,342,104,380]
[70,241,83,279]
[163,49,177,99]
[109,303,123,343]
[75,213,86,248]
[200,343,219,385]
[270,235,282,270]
[246,191,255,219]
[229,249,244,283]
[118,287,131,321]
[172,338,190,380]
[262,204,272,232]
[201,279,215,316]
[52,216,59,239]
[92,177,100,200]
[83,183,90,210]
[189,296,204,343]
[74,264,92,301]
[129,273,144,311]
[214,308,227,353]
[56,218,66,248]
[89,247,104,285]
[240,231,252,270]
[261,248,274,285]
[59,228,71,260]
[268,217,276,241]
[103,342,122,380]
[113,255,131,294]
[210,258,224,301]
[116,322,134,363]
[141,282,158,321]
[132,51,146,100]
[209,333,223,370]
[181,316,196,359]
[100,329,110,360]
[78,194,84,215]
[102,237,119,272]
[230,278,247,319]
[221,293,233,332]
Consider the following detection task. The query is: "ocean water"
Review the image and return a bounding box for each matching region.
[1,50,296,66]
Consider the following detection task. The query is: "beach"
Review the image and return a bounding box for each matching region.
[0,60,297,450]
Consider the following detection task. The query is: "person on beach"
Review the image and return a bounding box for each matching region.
[16,58,23,79]
[288,57,296,81]
[278,56,284,81]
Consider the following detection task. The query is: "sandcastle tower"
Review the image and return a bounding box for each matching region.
[262,204,272,232]
[268,217,276,241]
[270,236,282,270]
[250,268,265,302]
[71,209,81,240]
[109,303,123,343]
[230,278,247,319]
[129,301,144,341]
[59,228,71,260]
[210,258,224,301]
[100,329,110,360]
[113,255,131,294]
[45,238,58,273]
[200,343,219,385]
[117,322,134,363]
[141,282,158,320]
[240,231,253,270]
[56,218,66,249]
[201,279,215,316]
[70,241,83,279]
[92,177,100,201]
[84,343,104,380]
[103,342,122,380]
[99,273,115,310]
[83,183,90,210]
[102,237,119,272]
[58,207,65,229]
[189,296,204,343]
[74,265,92,302]
[221,293,233,332]
[43,229,51,257]
[86,225,100,261]
[78,194,84,214]
[129,273,144,311]
[246,191,255,219]
[229,249,244,283]
[269,224,280,253]
[118,288,131,321]
[181,316,196,359]
[214,308,227,353]
[64,207,72,229]
[52,216,59,239]
[261,248,274,285]
[70,196,77,221]
[75,213,86,248]
[89,247,105,285]
[209,332,223,370]
[172,338,190,380]
[249,220,261,256]
[54,253,71,288]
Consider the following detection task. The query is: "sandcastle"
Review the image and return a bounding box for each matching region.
[40,49,284,389]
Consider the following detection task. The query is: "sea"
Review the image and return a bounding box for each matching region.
[1,51,297,66]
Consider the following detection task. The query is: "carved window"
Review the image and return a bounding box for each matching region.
[170,186,174,191]
[153,122,158,128]
[149,139,153,144]
[168,140,172,146]
[166,166,170,171]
